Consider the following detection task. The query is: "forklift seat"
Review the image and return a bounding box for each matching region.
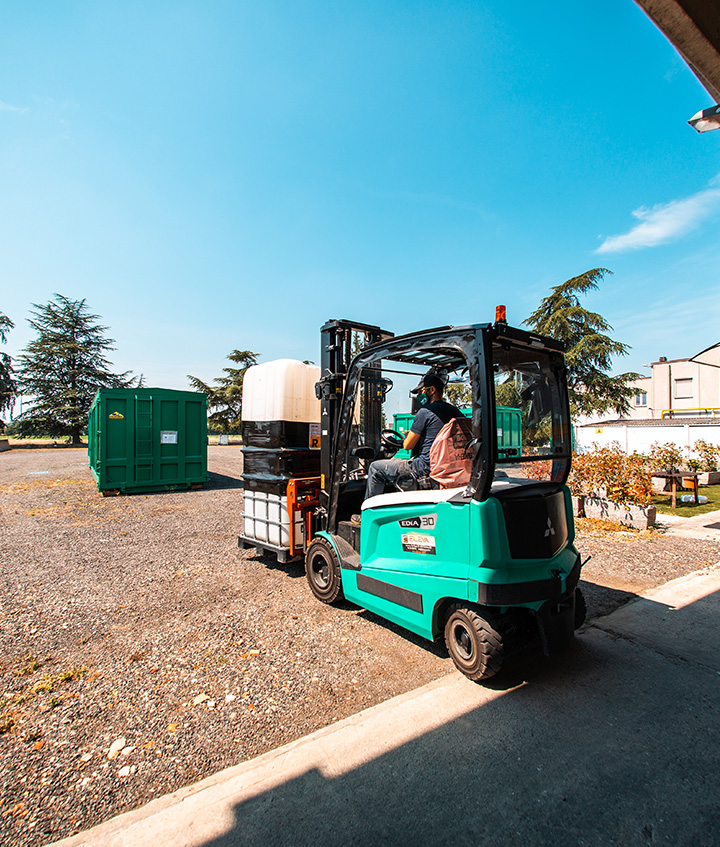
[362,486,465,511]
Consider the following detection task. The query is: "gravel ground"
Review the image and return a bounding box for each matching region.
[0,447,718,846]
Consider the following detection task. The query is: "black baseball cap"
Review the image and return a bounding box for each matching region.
[410,373,445,394]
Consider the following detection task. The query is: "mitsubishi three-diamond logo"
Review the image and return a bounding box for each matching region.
[544,517,555,538]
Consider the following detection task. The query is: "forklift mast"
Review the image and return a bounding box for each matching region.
[315,319,393,523]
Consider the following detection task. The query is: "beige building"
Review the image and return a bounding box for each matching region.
[624,352,720,421]
[573,343,720,453]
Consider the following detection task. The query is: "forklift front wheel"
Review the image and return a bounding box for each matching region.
[305,538,345,605]
[444,605,504,682]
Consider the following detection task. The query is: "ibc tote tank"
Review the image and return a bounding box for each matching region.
[240,359,321,558]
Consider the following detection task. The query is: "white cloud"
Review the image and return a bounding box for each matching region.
[596,176,720,253]
[0,100,27,113]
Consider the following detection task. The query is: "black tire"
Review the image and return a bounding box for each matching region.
[574,587,587,629]
[444,604,504,681]
[305,537,344,605]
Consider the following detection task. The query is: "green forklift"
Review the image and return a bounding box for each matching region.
[303,312,584,682]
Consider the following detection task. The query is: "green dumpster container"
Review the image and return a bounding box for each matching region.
[392,406,521,459]
[88,388,209,494]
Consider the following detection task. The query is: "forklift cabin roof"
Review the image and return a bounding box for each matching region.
[352,322,566,370]
[321,321,570,530]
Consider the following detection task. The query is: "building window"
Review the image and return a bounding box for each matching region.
[674,378,693,399]
[634,390,648,406]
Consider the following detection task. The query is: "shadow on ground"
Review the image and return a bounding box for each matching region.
[195,588,719,847]
[252,551,306,579]
[578,578,637,618]
[207,472,244,490]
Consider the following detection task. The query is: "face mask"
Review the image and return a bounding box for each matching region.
[417,391,429,407]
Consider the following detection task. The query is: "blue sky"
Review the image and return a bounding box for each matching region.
[1,0,719,406]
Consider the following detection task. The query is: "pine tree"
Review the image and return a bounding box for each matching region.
[188,349,259,433]
[445,382,472,408]
[16,295,134,444]
[524,268,640,417]
[0,310,15,419]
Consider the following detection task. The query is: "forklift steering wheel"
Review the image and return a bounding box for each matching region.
[380,429,405,452]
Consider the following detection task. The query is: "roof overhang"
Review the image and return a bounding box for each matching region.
[690,341,720,368]
[634,0,720,130]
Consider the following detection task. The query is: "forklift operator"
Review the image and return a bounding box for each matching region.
[363,373,463,500]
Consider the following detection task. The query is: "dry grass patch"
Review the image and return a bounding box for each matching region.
[575,516,657,541]
[0,478,142,526]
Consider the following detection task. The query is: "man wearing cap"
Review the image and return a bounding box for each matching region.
[363,372,463,500]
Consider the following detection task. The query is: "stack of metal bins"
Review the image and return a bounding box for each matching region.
[239,360,321,560]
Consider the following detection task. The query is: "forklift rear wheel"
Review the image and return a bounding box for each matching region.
[305,538,344,605]
[574,587,587,629]
[444,605,504,681]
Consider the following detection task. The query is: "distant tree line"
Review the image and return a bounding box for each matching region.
[0,311,15,422]
[0,269,638,444]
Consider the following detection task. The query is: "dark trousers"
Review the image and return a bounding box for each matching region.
[364,458,417,499]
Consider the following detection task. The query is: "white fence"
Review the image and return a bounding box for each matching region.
[574,421,720,454]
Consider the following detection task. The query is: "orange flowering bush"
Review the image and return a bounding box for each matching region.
[569,443,652,506]
[523,459,554,481]
[691,440,719,472]
[648,441,684,473]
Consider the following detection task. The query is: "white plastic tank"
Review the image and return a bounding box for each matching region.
[242,359,321,423]
[242,489,304,548]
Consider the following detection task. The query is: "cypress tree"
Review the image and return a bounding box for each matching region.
[524,269,640,417]
[188,349,259,433]
[16,295,133,444]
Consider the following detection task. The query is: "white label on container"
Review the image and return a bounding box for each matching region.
[160,431,178,444]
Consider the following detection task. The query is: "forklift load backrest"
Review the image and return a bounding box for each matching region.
[429,416,473,488]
